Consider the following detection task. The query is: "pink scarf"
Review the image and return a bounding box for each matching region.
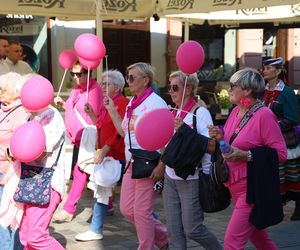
[172,98,197,119]
[127,87,153,118]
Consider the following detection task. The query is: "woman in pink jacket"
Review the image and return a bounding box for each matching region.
[54,61,104,222]
[209,68,287,250]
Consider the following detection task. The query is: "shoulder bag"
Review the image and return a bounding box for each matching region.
[161,106,209,180]
[13,134,65,206]
[125,119,160,179]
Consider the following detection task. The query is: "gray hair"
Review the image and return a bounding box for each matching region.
[0,72,22,95]
[15,73,39,94]
[230,68,265,99]
[127,62,154,86]
[169,71,199,96]
[102,70,125,91]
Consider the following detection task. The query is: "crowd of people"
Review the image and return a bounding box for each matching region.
[0,33,299,250]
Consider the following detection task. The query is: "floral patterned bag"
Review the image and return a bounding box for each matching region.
[13,136,64,206]
[13,164,55,206]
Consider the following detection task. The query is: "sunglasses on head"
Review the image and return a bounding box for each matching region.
[70,71,86,78]
[167,84,179,92]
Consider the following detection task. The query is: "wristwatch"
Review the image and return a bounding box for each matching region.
[247,150,253,162]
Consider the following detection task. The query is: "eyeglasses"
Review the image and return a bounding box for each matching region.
[70,71,86,78]
[167,84,179,92]
[126,75,145,83]
[101,82,112,87]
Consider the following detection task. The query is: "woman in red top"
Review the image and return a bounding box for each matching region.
[75,69,129,241]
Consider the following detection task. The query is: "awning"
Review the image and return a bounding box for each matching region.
[0,0,298,21]
[166,2,300,25]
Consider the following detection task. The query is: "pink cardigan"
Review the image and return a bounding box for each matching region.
[223,106,287,186]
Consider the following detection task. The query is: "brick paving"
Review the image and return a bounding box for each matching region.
[50,183,300,250]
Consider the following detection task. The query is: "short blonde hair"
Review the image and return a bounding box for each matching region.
[169,71,199,96]
[127,62,154,86]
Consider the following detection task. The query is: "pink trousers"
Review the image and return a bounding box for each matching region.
[224,178,277,250]
[63,163,89,214]
[120,164,168,250]
[19,189,64,250]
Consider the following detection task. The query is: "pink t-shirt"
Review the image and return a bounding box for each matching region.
[64,78,104,147]
[223,106,287,185]
[0,100,29,174]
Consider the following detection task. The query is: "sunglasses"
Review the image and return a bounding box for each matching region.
[70,71,86,78]
[167,84,180,92]
[126,75,145,83]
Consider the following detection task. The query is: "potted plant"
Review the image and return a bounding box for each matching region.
[217,89,232,115]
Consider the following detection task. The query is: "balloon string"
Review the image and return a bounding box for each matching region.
[177,75,188,118]
[56,69,67,98]
[168,106,210,126]
[105,55,108,94]
[86,67,90,104]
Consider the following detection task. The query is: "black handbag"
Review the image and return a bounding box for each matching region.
[129,148,160,179]
[126,120,160,179]
[161,107,208,179]
[198,169,231,213]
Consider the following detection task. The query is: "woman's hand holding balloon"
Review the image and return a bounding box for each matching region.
[54,96,65,109]
[174,117,184,132]
[84,103,97,124]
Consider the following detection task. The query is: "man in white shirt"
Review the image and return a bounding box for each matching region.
[6,41,33,75]
[0,36,9,75]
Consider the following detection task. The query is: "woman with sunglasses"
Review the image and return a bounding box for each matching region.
[262,57,300,220]
[104,62,168,250]
[163,71,222,250]
[54,61,104,223]
[209,68,287,249]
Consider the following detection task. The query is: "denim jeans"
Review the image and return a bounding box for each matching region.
[90,201,108,234]
[0,173,24,250]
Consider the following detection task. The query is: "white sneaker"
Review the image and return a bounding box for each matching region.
[53,210,73,223]
[75,230,103,241]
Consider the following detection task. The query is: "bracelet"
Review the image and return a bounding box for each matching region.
[247,150,253,162]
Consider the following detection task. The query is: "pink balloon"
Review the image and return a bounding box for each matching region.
[176,40,205,74]
[10,121,46,163]
[20,76,54,112]
[79,57,100,70]
[58,50,77,70]
[135,108,174,151]
[74,33,106,61]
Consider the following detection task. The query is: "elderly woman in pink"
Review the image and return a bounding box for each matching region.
[0,72,29,250]
[54,61,104,222]
[1,74,66,249]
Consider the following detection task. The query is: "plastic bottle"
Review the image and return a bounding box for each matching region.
[219,140,233,155]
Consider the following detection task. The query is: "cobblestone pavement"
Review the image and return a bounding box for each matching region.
[50,185,300,250]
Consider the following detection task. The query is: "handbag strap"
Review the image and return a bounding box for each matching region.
[229,102,264,144]
[74,106,88,128]
[192,106,200,131]
[0,104,22,124]
[51,133,65,168]
[128,118,133,149]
